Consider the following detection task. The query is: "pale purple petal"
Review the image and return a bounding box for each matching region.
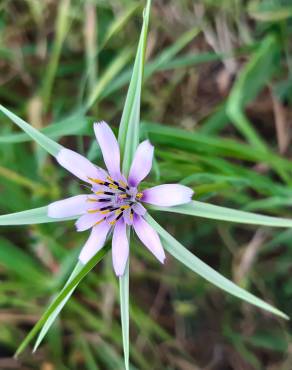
[57,148,105,183]
[48,195,89,218]
[112,219,129,276]
[133,215,165,263]
[94,121,121,179]
[132,202,146,216]
[75,213,103,232]
[79,222,110,264]
[123,208,133,225]
[142,184,194,206]
[128,140,154,186]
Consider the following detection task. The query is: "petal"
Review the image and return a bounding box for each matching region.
[48,195,89,218]
[94,121,121,179]
[133,215,165,263]
[123,208,133,225]
[75,213,103,232]
[57,148,105,183]
[112,219,129,276]
[132,202,146,216]
[142,184,194,207]
[128,140,154,186]
[79,222,110,264]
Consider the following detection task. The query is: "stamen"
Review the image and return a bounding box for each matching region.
[97,198,111,202]
[130,209,134,220]
[119,194,128,199]
[136,192,143,199]
[100,205,113,211]
[109,183,118,189]
[94,191,104,195]
[110,212,123,225]
[87,209,100,213]
[119,180,127,188]
[94,218,105,226]
[88,177,104,185]
[104,191,115,195]
[87,197,98,202]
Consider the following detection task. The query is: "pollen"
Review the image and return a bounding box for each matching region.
[87,209,100,213]
[88,177,104,184]
[136,192,143,199]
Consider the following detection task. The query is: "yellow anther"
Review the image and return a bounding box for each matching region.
[88,177,104,184]
[109,184,118,189]
[94,218,105,226]
[87,209,99,213]
[120,205,130,210]
[115,209,122,216]
[94,191,104,195]
[119,180,127,188]
[110,220,117,225]
[136,192,143,199]
[100,209,110,214]
[87,197,98,202]
[130,213,133,220]
[119,194,128,199]
[107,176,114,183]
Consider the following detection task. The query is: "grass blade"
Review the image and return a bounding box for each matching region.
[0,104,62,156]
[15,245,110,356]
[119,260,129,370]
[118,0,151,175]
[33,262,83,351]
[226,36,278,150]
[0,206,78,225]
[146,214,288,319]
[149,200,292,228]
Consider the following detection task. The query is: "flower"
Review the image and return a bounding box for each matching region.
[48,121,193,276]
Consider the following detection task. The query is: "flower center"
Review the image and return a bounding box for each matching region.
[86,176,143,226]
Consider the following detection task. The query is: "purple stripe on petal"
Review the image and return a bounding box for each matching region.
[48,195,89,218]
[128,140,154,186]
[94,121,121,179]
[133,215,165,263]
[79,222,110,264]
[142,184,194,207]
[75,213,102,232]
[112,219,129,276]
[57,148,105,183]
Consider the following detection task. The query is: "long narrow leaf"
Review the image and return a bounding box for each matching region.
[149,200,292,228]
[119,260,130,370]
[15,245,110,356]
[146,214,288,319]
[118,0,151,175]
[33,262,84,351]
[0,104,62,157]
[0,206,77,225]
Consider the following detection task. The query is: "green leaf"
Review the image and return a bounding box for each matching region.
[0,206,78,226]
[0,112,90,144]
[145,214,288,319]
[33,262,84,351]
[119,260,130,370]
[0,237,45,282]
[15,245,110,357]
[226,36,278,151]
[0,104,63,156]
[118,0,151,175]
[149,200,292,228]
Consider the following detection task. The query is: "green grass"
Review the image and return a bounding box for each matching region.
[0,0,292,369]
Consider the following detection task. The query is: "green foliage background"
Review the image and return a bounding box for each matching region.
[0,0,291,369]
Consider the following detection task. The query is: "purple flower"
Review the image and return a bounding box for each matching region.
[48,122,193,276]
